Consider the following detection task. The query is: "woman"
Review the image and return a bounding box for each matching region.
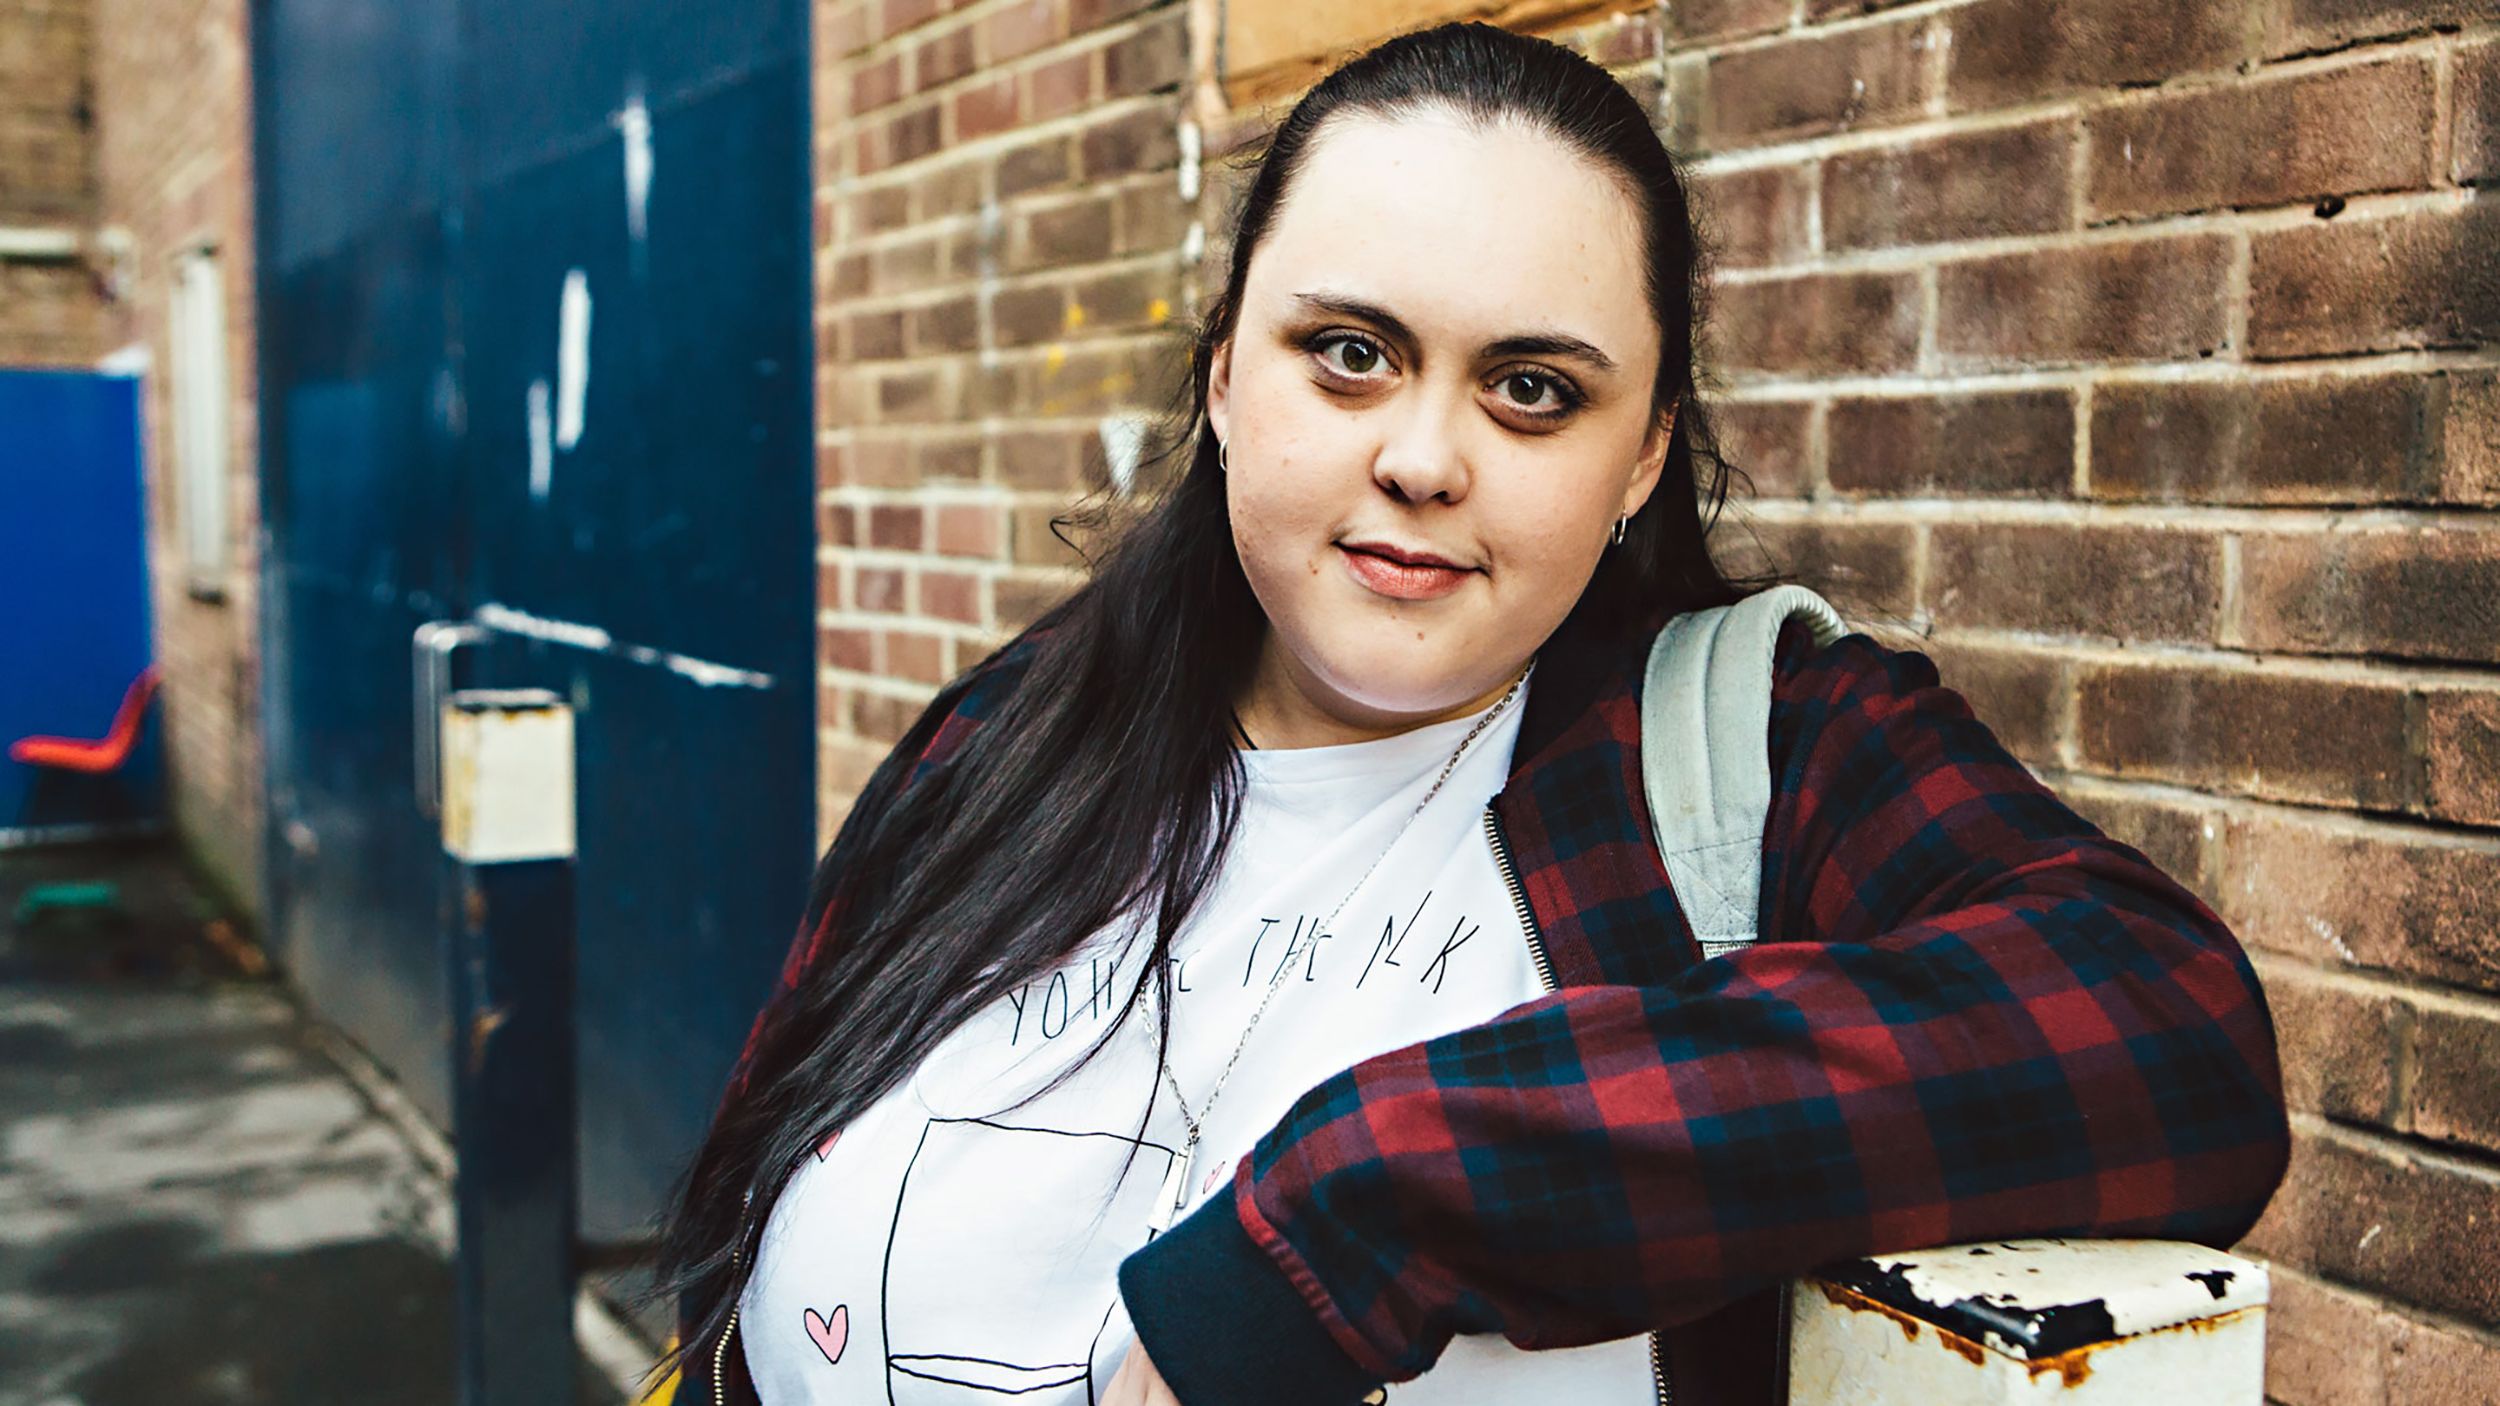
[650,21,2291,1406]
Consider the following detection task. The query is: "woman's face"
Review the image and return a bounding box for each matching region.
[1207,109,1674,742]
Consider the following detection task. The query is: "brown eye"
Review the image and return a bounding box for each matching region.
[1317,334,1383,377]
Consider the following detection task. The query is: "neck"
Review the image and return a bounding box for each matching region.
[1232,632,1532,751]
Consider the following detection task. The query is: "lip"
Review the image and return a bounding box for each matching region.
[1339,538,1471,570]
[1337,542,1477,601]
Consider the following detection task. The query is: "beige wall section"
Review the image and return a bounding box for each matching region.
[88,0,266,926]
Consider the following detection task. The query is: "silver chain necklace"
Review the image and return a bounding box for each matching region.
[1143,658,1535,1235]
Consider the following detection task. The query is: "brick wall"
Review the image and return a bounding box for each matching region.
[811,0,1198,848]
[87,0,265,925]
[814,1,2500,1400]
[1662,5,2498,1400]
[0,0,107,365]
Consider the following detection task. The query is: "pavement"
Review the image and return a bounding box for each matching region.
[0,836,655,1405]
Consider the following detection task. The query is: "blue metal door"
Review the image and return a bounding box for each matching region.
[254,0,815,1239]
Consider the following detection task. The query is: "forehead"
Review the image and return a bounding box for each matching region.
[1247,109,1655,363]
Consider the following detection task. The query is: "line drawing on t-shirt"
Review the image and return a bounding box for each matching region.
[880,1116,1179,1404]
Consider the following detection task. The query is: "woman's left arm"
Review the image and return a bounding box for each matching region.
[1116,627,2293,1406]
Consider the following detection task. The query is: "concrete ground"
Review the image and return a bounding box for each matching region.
[0,837,651,1405]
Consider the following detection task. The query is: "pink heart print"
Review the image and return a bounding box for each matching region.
[805,1304,849,1364]
[1202,1164,1225,1196]
[815,1129,841,1160]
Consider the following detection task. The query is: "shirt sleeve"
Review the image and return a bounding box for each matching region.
[1115,624,2293,1406]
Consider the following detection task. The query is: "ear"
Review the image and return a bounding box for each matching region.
[1205,339,1233,447]
[1620,400,1678,520]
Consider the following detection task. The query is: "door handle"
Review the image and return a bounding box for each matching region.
[413,620,489,818]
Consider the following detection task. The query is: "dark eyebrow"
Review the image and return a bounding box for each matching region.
[1288,291,1621,375]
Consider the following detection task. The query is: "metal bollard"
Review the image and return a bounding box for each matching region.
[1787,1238,2269,1404]
[438,686,580,1406]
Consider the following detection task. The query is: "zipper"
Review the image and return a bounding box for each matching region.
[1483,805,1670,1406]
[716,1185,754,1406]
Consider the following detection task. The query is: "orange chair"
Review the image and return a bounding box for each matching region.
[11,663,161,773]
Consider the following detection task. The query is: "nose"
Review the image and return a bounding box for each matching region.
[1371,402,1471,505]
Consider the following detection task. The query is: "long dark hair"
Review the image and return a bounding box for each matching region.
[642,18,1779,1378]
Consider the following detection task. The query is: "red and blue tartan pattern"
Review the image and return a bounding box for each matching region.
[1214,617,2292,1384]
[685,610,2291,1404]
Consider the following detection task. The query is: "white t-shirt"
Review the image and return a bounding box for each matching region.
[739,678,1657,1402]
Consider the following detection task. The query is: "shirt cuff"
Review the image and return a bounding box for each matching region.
[1117,1186,1384,1406]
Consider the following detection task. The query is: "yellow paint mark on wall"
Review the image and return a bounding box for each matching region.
[1045,344,1068,372]
[1065,302,1088,331]
[1147,297,1171,323]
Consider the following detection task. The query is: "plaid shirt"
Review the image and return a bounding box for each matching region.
[680,601,2292,1406]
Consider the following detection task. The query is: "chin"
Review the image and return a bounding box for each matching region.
[1299,625,1481,716]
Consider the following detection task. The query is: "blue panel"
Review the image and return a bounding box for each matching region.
[0,370,160,830]
[257,0,815,1238]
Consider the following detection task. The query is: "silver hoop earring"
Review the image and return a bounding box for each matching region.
[1218,440,1229,473]
[1609,515,1628,547]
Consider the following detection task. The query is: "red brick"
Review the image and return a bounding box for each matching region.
[934,503,1000,558]
[1937,233,2233,367]
[2443,367,2500,504]
[2384,1303,2500,1406]
[2458,37,2499,186]
[1013,193,1115,270]
[2249,200,2500,358]
[1711,270,1922,377]
[1826,389,2074,497]
[1712,519,1919,620]
[2240,527,2500,665]
[866,503,924,550]
[2089,373,2432,505]
[851,690,918,745]
[1103,11,1185,99]
[909,295,980,355]
[1708,398,1813,499]
[854,182,911,235]
[2249,957,2402,1127]
[1929,523,2221,642]
[818,495,856,546]
[2241,1120,2500,1329]
[824,626,875,671]
[1024,50,1094,123]
[1690,163,1811,270]
[1916,637,2067,762]
[998,134,1072,195]
[1069,0,1158,28]
[953,75,1019,141]
[886,101,943,167]
[846,308,905,362]
[913,24,976,90]
[1824,118,2075,251]
[2422,689,2500,827]
[2408,995,2500,1156]
[916,435,981,484]
[2087,56,2434,221]
[883,629,949,684]
[1701,16,1929,147]
[851,52,903,115]
[2075,661,2412,810]
[2265,0,2491,58]
[2262,1266,2401,1406]
[2054,786,2212,886]
[1078,103,1178,179]
[993,282,1067,346]
[1948,0,2251,110]
[855,565,907,613]
[1660,0,1787,44]
[981,0,1062,65]
[878,0,942,44]
[848,437,916,489]
[2217,811,2500,991]
[990,427,1081,490]
[920,567,986,624]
